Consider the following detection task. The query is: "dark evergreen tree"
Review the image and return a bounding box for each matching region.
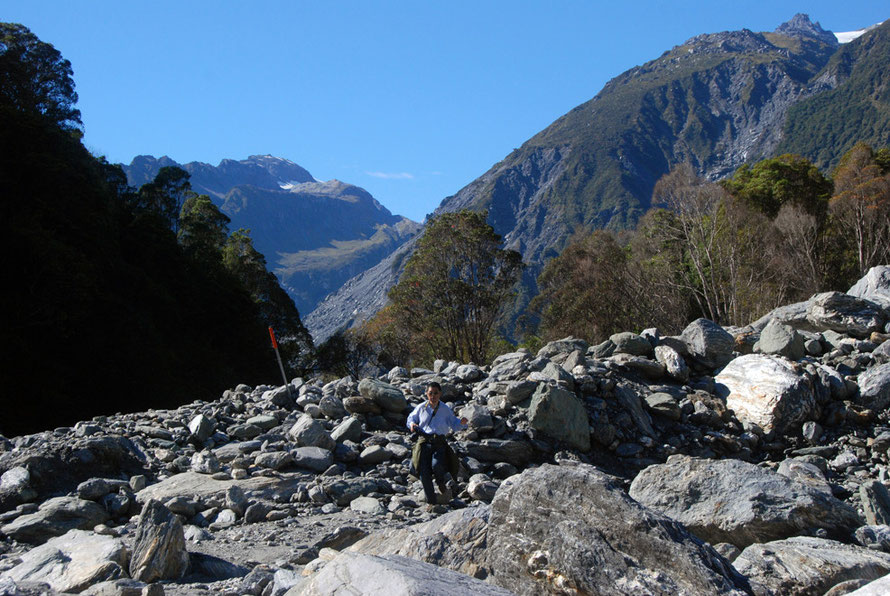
[0,22,81,132]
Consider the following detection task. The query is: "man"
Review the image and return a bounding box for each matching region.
[406,382,468,505]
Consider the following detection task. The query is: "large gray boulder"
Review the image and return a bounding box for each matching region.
[848,266,890,309]
[856,363,890,411]
[807,291,885,338]
[463,439,533,468]
[757,318,806,360]
[330,417,364,443]
[350,506,490,579]
[528,384,590,451]
[358,379,408,413]
[1,496,110,544]
[485,463,750,595]
[323,478,382,507]
[537,337,588,360]
[733,537,890,596]
[655,344,690,383]
[292,446,334,472]
[0,435,147,509]
[751,300,812,332]
[0,466,37,512]
[0,530,128,594]
[629,455,862,549]
[615,385,656,437]
[680,318,735,369]
[288,415,336,451]
[610,332,653,356]
[289,552,516,596]
[188,414,215,443]
[129,500,189,582]
[860,480,890,526]
[715,354,817,436]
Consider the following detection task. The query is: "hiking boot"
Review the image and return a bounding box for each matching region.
[436,487,452,504]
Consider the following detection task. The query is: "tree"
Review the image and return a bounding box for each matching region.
[178,194,230,264]
[387,210,523,364]
[767,203,825,298]
[650,165,779,326]
[531,230,640,342]
[316,328,377,380]
[0,23,81,132]
[722,154,832,218]
[223,229,314,373]
[830,143,890,277]
[136,166,192,232]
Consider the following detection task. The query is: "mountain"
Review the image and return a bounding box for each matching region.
[123,156,421,317]
[778,19,890,169]
[306,14,889,341]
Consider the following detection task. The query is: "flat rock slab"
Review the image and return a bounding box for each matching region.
[733,536,890,596]
[485,463,750,595]
[288,552,515,596]
[629,455,862,549]
[1,496,110,544]
[136,471,307,505]
[1,529,127,594]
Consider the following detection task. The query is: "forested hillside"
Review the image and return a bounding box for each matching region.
[0,24,312,436]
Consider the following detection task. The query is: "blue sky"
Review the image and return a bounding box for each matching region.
[4,1,887,222]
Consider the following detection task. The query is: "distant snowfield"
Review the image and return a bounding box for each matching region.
[836,29,866,43]
[835,20,886,43]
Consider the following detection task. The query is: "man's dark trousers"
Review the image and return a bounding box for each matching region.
[418,438,449,504]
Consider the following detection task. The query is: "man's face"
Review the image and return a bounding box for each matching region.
[426,386,441,405]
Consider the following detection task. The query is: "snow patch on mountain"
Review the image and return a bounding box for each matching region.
[836,21,886,44]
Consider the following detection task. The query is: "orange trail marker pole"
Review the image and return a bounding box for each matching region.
[268,327,293,396]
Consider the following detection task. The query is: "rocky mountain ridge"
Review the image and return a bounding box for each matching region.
[123,156,421,318]
[4,266,890,594]
[305,14,889,341]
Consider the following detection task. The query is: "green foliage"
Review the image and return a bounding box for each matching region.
[0,22,81,132]
[721,154,832,217]
[316,329,376,379]
[380,210,523,365]
[178,193,231,264]
[223,229,314,374]
[526,150,889,343]
[778,20,890,169]
[829,143,890,277]
[0,107,289,436]
[136,166,192,232]
[532,230,642,343]
[0,25,315,434]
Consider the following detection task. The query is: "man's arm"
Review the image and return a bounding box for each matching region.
[446,404,468,431]
[406,403,422,432]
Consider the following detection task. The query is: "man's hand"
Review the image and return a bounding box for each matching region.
[460,417,468,426]
[409,423,418,432]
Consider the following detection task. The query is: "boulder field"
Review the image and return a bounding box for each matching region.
[3,266,890,594]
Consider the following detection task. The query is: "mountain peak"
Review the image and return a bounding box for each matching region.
[775,13,837,45]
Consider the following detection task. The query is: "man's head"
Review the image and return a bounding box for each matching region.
[426,382,442,405]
